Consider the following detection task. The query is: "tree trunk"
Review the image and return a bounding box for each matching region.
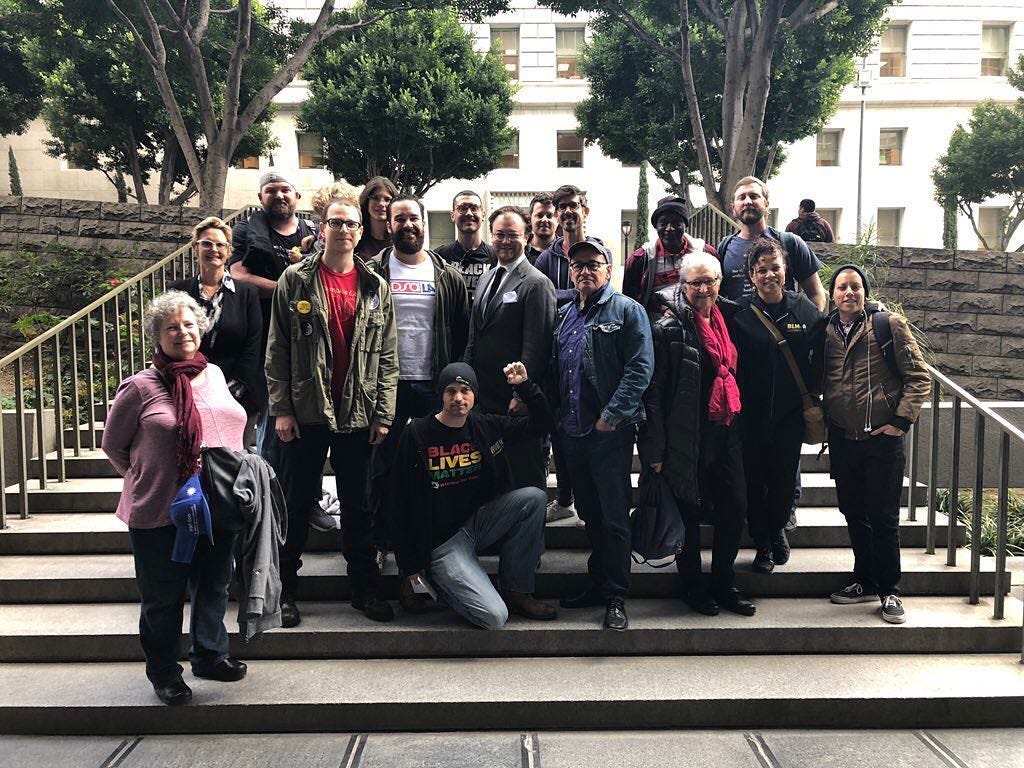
[158,132,178,206]
[201,153,231,212]
[125,128,149,206]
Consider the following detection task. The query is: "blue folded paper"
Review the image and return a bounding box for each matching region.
[169,474,213,563]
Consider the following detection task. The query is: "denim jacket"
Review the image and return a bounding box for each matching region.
[548,285,654,429]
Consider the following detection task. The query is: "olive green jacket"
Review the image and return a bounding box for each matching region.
[265,252,398,431]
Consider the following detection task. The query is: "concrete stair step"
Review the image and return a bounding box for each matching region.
[1,653,1022,733]
[3,473,926,514]
[0,508,964,556]
[0,597,1019,663]
[0,549,1004,603]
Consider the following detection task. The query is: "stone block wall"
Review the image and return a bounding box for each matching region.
[815,243,1024,400]
[0,195,228,269]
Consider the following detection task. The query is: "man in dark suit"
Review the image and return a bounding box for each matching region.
[464,205,556,490]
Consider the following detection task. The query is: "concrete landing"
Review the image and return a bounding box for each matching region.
[1,655,1023,733]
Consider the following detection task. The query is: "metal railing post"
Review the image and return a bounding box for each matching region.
[969,412,985,605]
[52,333,66,483]
[69,322,81,456]
[85,312,96,451]
[100,303,110,423]
[13,357,29,519]
[946,396,961,566]
[907,421,919,522]
[0,394,7,528]
[33,347,48,491]
[925,386,941,554]
[993,432,1010,620]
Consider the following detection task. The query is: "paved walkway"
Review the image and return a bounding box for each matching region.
[3,729,1023,767]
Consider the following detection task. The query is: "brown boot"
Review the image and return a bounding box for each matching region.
[398,576,444,615]
[502,590,558,621]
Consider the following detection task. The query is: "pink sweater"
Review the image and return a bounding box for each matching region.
[102,365,247,528]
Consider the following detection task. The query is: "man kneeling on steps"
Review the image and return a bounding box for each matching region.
[388,361,557,629]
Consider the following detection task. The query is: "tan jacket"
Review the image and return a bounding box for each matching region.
[822,310,931,440]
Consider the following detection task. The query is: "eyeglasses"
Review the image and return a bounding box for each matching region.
[326,218,362,231]
[455,203,481,214]
[493,232,523,242]
[569,261,607,273]
[196,239,229,251]
[684,277,719,290]
[556,200,582,212]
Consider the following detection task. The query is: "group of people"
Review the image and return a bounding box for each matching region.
[102,171,931,706]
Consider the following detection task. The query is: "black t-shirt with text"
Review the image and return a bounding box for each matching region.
[423,417,489,548]
[435,241,496,304]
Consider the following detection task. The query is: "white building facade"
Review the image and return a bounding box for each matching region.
[3,0,1023,254]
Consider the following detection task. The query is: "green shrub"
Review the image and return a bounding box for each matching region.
[937,488,1024,557]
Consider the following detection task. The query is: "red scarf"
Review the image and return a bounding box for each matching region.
[152,349,208,482]
[692,304,741,426]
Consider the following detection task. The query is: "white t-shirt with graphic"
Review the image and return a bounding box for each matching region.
[389,253,436,380]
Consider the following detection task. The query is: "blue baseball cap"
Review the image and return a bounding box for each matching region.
[567,237,612,264]
[170,475,213,564]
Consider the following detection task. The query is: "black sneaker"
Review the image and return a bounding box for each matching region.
[830,582,877,605]
[681,585,719,616]
[353,594,395,623]
[881,594,906,624]
[604,597,628,631]
[280,598,301,628]
[153,677,192,706]
[309,502,338,532]
[559,587,604,609]
[752,544,775,573]
[771,529,791,565]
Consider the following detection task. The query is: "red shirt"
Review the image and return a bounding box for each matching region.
[318,262,359,407]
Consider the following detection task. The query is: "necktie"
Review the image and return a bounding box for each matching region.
[483,266,505,312]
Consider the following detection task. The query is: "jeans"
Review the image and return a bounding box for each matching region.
[563,426,635,598]
[429,487,547,630]
[675,423,746,594]
[129,525,237,686]
[744,415,803,543]
[549,427,574,507]
[370,380,437,553]
[278,425,376,598]
[829,430,905,597]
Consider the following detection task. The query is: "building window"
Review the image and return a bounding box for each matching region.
[427,211,455,247]
[880,24,907,78]
[879,129,905,166]
[556,26,585,80]
[556,131,584,168]
[816,130,841,167]
[500,131,519,169]
[876,208,903,246]
[233,156,260,170]
[981,24,1010,77]
[491,27,519,80]
[978,207,1008,250]
[817,208,841,236]
[296,132,325,169]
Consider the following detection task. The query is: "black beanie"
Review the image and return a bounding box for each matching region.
[650,196,689,227]
[437,362,479,396]
[829,263,871,299]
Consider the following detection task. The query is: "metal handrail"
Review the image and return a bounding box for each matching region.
[688,202,738,246]
[918,362,1024,662]
[0,205,252,526]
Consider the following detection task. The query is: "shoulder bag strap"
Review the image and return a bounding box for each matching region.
[751,304,814,405]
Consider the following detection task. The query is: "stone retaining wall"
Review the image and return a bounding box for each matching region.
[815,243,1024,400]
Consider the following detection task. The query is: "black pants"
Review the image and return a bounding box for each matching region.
[829,429,904,597]
[549,427,574,507]
[279,425,376,598]
[129,525,237,686]
[676,423,745,594]
[744,415,804,543]
[370,380,437,552]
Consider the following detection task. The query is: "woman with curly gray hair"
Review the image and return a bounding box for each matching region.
[102,290,249,706]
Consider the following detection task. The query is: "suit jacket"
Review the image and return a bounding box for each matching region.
[464,257,556,413]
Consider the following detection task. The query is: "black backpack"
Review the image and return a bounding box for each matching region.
[869,308,901,379]
[796,217,827,243]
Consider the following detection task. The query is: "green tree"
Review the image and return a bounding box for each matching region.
[8,146,22,195]
[299,9,515,195]
[932,55,1024,252]
[942,198,958,250]
[549,0,892,210]
[0,1,42,135]
[17,0,281,205]
[635,162,649,249]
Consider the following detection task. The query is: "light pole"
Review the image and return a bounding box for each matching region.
[621,220,633,265]
[856,60,872,241]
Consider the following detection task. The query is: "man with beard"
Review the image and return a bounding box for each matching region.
[229,172,317,462]
[623,195,719,315]
[717,176,826,312]
[534,185,596,308]
[435,190,496,305]
[524,193,557,265]
[367,195,471,611]
[465,206,556,490]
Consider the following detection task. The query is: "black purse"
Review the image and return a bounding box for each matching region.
[630,469,686,566]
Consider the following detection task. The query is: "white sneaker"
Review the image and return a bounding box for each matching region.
[545,499,575,523]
